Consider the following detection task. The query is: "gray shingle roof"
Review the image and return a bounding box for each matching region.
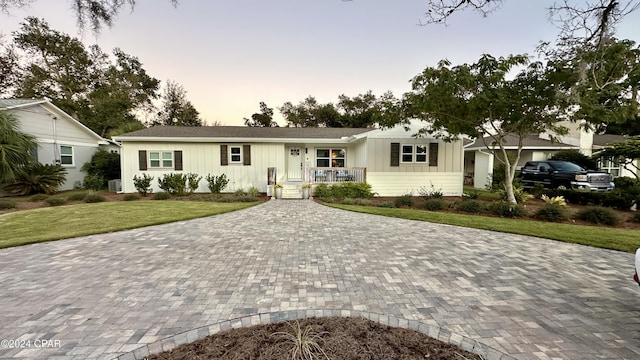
[593,134,628,147]
[117,126,374,139]
[465,134,574,150]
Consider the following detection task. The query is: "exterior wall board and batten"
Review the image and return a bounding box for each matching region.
[114,123,465,196]
[121,142,285,193]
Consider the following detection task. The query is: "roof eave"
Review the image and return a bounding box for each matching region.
[111,136,362,143]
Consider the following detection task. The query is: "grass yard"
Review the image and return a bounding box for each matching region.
[0,201,259,249]
[329,204,640,253]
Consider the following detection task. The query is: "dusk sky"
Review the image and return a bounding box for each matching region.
[2,1,639,126]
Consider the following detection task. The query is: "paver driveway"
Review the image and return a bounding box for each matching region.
[0,200,639,359]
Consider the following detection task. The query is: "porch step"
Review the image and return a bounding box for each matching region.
[281,184,303,199]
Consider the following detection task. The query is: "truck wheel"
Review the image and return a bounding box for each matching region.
[556,183,569,190]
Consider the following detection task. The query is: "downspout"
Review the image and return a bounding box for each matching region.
[52,115,60,164]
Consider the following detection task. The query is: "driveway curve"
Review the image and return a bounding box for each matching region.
[0,200,639,359]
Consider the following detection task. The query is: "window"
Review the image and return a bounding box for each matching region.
[598,157,620,177]
[316,148,345,167]
[230,146,242,163]
[149,151,173,168]
[60,145,73,165]
[401,145,428,163]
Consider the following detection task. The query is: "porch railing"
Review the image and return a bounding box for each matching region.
[307,167,366,184]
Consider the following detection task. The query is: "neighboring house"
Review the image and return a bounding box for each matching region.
[112,122,465,197]
[464,120,639,189]
[0,99,112,191]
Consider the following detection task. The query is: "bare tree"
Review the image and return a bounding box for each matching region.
[1,0,179,32]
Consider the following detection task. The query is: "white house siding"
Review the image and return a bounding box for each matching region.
[367,172,462,196]
[120,142,285,193]
[364,138,463,196]
[7,102,105,191]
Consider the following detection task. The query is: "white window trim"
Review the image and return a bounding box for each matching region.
[229,146,243,164]
[59,145,74,166]
[316,148,346,168]
[401,144,428,164]
[149,151,174,169]
[598,157,621,177]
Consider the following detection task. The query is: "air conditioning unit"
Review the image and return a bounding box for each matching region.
[108,179,122,193]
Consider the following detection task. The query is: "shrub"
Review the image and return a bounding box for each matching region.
[45,197,67,206]
[498,185,532,204]
[81,148,121,186]
[133,174,154,196]
[123,194,139,201]
[456,199,484,213]
[614,176,640,189]
[29,194,49,202]
[82,174,105,191]
[214,195,258,202]
[186,173,202,194]
[418,183,444,199]
[341,198,356,205]
[206,174,229,193]
[462,190,479,200]
[530,183,547,199]
[536,204,568,222]
[84,194,106,203]
[353,198,373,206]
[550,150,598,170]
[3,164,67,195]
[312,182,374,199]
[576,207,618,225]
[541,194,567,207]
[153,192,171,200]
[158,173,187,195]
[376,201,395,208]
[423,198,447,211]
[602,190,636,210]
[487,201,525,218]
[313,183,330,198]
[234,188,247,196]
[247,186,260,197]
[394,193,414,208]
[318,196,336,203]
[632,212,640,223]
[67,192,89,201]
[0,199,17,209]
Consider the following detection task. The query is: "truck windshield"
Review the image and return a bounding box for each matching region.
[551,162,584,171]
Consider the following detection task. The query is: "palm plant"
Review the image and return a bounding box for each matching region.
[3,163,67,195]
[0,111,37,184]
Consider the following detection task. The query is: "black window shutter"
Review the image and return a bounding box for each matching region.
[243,145,251,166]
[138,150,147,170]
[220,145,228,166]
[390,143,400,167]
[429,143,439,166]
[174,150,183,170]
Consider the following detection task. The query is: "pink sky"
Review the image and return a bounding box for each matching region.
[2,0,639,126]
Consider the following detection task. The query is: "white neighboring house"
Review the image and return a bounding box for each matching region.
[112,121,465,197]
[0,99,113,191]
[464,121,639,189]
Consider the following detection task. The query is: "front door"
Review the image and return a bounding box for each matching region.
[287,146,303,181]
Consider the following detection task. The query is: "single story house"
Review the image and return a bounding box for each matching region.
[464,120,638,189]
[112,122,465,197]
[0,98,113,191]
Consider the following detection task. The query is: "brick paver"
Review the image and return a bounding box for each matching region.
[0,200,639,359]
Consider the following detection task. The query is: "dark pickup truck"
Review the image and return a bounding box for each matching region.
[519,161,614,191]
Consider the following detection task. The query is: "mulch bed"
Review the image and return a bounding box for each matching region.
[146,317,482,360]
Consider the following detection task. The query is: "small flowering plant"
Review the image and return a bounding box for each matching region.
[301,183,311,189]
[541,194,567,207]
[275,183,283,188]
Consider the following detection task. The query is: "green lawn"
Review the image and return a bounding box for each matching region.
[328,204,640,253]
[0,201,259,249]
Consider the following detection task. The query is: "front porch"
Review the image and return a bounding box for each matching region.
[307,167,366,184]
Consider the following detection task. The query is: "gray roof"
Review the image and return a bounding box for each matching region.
[0,98,45,109]
[465,134,574,150]
[593,134,628,147]
[117,126,374,139]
